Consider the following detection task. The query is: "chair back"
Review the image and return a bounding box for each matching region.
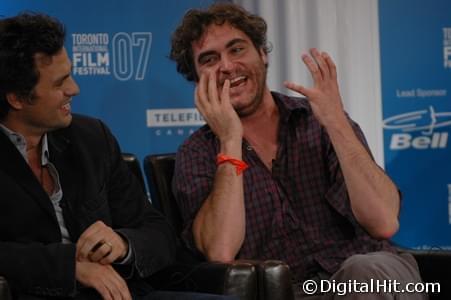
[121,152,147,195]
[143,153,183,234]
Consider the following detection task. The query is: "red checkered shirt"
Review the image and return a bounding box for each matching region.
[173,92,396,281]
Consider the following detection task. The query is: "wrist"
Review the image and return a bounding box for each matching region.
[322,113,349,133]
[220,138,242,158]
[216,153,249,175]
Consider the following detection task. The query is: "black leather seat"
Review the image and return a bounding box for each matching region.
[402,249,451,299]
[0,277,11,300]
[143,153,294,300]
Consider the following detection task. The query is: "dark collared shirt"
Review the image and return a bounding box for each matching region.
[173,92,395,281]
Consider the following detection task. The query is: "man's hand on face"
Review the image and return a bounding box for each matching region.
[75,261,132,300]
[76,220,128,265]
[195,70,243,145]
[284,48,347,129]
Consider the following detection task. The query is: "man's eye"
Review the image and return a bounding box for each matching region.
[201,56,217,65]
[231,47,244,54]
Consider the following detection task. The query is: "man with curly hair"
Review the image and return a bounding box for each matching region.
[0,12,236,300]
[170,3,426,299]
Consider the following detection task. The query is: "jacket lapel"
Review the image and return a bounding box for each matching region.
[48,129,84,240]
[0,131,57,222]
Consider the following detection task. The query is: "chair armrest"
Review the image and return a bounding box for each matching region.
[256,260,294,300]
[147,260,257,299]
[401,249,451,299]
[0,276,12,300]
[148,259,295,300]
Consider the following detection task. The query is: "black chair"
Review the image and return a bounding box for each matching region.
[0,277,11,300]
[122,152,147,195]
[402,249,451,299]
[143,153,294,300]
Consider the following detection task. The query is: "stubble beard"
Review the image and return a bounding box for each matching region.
[234,63,267,118]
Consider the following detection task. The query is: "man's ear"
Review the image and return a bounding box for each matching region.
[6,93,25,110]
[259,48,268,65]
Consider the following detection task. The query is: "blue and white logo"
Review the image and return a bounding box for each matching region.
[71,32,152,81]
[383,106,451,150]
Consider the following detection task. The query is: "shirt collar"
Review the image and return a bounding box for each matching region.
[271,91,310,124]
[0,123,49,165]
[202,91,311,139]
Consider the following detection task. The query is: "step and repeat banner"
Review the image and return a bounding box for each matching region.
[2,0,450,248]
[1,0,215,163]
[379,0,451,248]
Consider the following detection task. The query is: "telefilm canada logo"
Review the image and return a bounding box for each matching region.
[444,27,451,69]
[71,32,152,81]
[146,108,205,136]
[383,106,451,150]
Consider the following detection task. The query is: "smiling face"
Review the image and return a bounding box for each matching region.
[9,47,79,134]
[192,23,268,117]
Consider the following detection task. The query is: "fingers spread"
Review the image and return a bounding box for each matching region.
[310,48,330,80]
[302,53,322,84]
[284,81,309,97]
[323,52,337,79]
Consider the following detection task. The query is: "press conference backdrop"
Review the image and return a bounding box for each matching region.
[2,1,451,248]
[1,0,216,163]
[379,0,451,248]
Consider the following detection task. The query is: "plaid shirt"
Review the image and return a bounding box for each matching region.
[173,92,395,281]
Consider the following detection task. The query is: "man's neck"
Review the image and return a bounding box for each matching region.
[1,116,44,151]
[241,88,280,170]
[241,88,279,136]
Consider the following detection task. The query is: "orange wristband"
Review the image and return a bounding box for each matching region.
[216,153,249,175]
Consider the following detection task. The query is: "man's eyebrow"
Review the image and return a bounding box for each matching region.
[197,38,249,64]
[197,50,217,64]
[225,38,247,49]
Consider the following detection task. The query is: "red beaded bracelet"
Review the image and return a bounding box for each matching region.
[216,153,249,175]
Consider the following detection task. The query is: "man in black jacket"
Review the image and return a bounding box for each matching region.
[0,12,234,300]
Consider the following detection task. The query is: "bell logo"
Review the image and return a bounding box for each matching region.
[384,106,451,150]
[390,132,448,150]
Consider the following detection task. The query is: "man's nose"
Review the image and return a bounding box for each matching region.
[218,55,234,73]
[66,76,80,96]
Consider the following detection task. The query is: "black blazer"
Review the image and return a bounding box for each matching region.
[0,115,176,297]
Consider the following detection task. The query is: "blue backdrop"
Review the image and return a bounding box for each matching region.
[3,1,451,248]
[1,0,215,164]
[379,0,451,248]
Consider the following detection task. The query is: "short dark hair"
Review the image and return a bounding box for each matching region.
[0,12,65,119]
[170,3,270,82]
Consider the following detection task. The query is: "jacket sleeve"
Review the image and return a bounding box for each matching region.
[98,120,176,278]
[0,242,76,296]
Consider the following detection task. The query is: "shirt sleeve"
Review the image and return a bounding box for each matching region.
[172,133,217,255]
[323,115,402,225]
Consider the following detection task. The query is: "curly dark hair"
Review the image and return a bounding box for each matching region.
[170,2,270,82]
[0,12,65,119]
